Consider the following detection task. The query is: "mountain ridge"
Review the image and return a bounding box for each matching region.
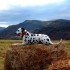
[0,19,70,40]
[0,27,5,31]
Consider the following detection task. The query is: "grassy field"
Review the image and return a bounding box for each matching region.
[0,40,21,70]
[0,40,70,70]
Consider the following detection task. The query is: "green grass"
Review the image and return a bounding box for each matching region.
[0,40,70,70]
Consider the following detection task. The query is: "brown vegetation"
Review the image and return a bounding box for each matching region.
[4,43,70,70]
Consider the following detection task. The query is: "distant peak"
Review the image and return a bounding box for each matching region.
[55,19,70,21]
[24,20,41,23]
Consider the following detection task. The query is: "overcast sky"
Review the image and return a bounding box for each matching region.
[0,0,70,27]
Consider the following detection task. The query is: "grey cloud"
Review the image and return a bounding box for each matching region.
[0,1,70,26]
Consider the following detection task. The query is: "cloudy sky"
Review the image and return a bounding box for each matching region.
[0,0,70,27]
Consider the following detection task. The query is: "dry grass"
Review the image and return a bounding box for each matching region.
[0,40,21,70]
[53,40,70,56]
[0,40,70,70]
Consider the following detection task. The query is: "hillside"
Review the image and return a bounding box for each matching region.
[0,27,5,31]
[0,19,70,39]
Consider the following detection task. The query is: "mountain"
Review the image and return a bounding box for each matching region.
[0,27,5,31]
[33,19,70,39]
[0,19,70,40]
